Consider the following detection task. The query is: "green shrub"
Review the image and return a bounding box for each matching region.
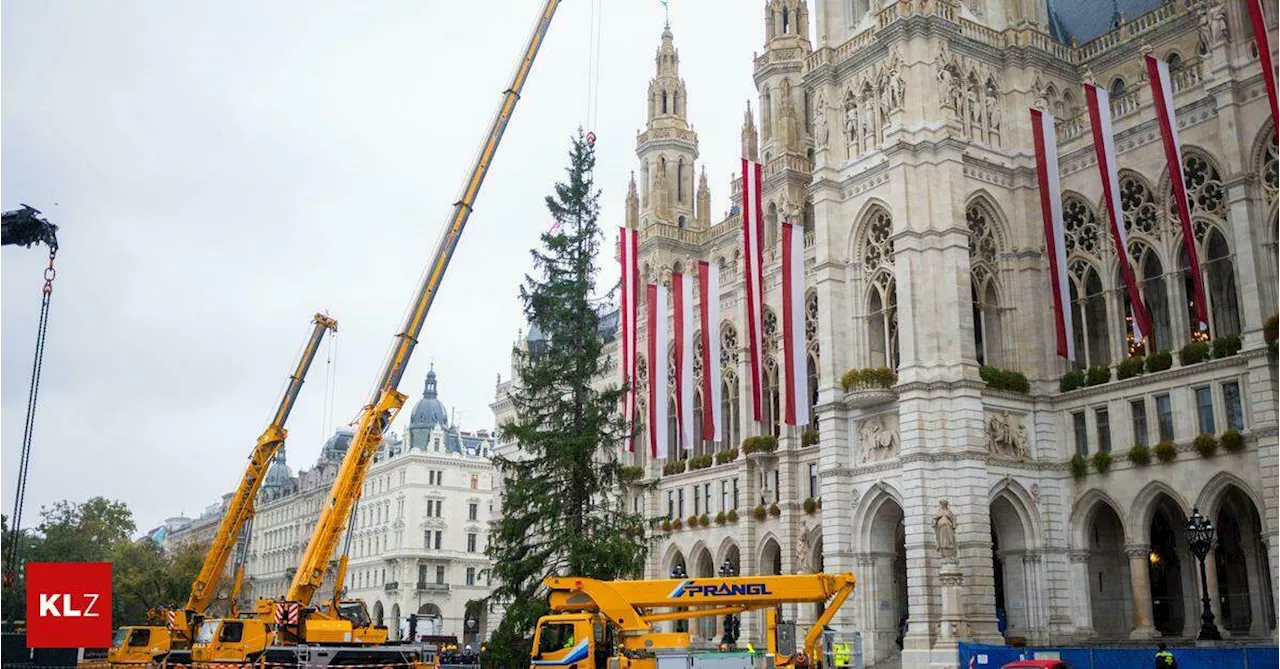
[1092,450,1113,474]
[671,517,683,530]
[1212,333,1242,358]
[1220,429,1245,453]
[661,518,672,531]
[1069,453,1088,479]
[1116,356,1145,380]
[715,511,727,525]
[1060,369,1086,392]
[980,366,1031,393]
[663,460,687,476]
[699,513,710,527]
[742,436,779,454]
[752,505,767,520]
[1154,440,1177,463]
[1127,443,1151,466]
[803,497,818,514]
[689,454,713,470]
[840,367,897,392]
[1085,365,1112,386]
[1180,341,1211,365]
[1264,314,1278,347]
[715,448,739,464]
[801,428,820,447]
[1146,350,1173,372]
[768,502,781,517]
[1193,433,1218,458]
[727,509,739,523]
[619,465,645,483]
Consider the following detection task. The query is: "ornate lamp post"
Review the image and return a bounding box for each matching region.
[1186,507,1222,641]
[671,563,688,634]
[719,558,740,648]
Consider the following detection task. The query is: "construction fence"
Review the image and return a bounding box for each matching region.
[960,641,1279,669]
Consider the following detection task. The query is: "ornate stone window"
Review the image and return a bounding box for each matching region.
[1179,150,1227,220]
[721,322,739,367]
[1135,243,1172,350]
[721,372,740,449]
[1262,137,1278,206]
[1119,172,1160,237]
[1069,259,1110,367]
[763,307,779,354]
[860,205,898,370]
[968,200,1002,366]
[763,356,780,437]
[862,207,894,274]
[1062,193,1102,256]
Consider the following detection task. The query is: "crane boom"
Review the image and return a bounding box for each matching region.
[285,0,561,605]
[181,314,337,623]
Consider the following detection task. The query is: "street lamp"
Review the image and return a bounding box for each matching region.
[671,563,688,633]
[1185,507,1222,641]
[719,558,740,648]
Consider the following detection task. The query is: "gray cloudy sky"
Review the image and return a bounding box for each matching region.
[2,0,780,534]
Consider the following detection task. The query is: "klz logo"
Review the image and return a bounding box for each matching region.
[669,580,773,598]
[26,562,112,648]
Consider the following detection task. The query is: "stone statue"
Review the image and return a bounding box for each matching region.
[844,92,859,143]
[1210,3,1229,44]
[796,525,813,574]
[934,500,957,559]
[814,95,829,148]
[985,91,1001,130]
[888,68,905,110]
[879,74,892,118]
[937,66,955,110]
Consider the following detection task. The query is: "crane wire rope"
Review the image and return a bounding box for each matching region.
[319,324,339,444]
[583,0,603,142]
[4,250,57,589]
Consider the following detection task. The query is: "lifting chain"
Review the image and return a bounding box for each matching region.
[4,249,57,590]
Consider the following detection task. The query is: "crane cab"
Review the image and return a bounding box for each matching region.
[107,626,172,665]
[530,614,595,668]
[190,618,271,664]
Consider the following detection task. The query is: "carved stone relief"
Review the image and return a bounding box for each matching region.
[858,413,899,462]
[985,410,1029,460]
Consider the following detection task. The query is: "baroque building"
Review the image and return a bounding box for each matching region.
[495,1,1276,666]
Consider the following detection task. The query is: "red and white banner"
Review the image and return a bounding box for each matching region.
[1246,0,1278,125]
[698,260,722,442]
[1030,108,1076,362]
[1145,55,1210,333]
[618,227,640,451]
[741,158,766,427]
[673,271,695,451]
[647,283,668,459]
[781,223,809,427]
[1085,83,1154,345]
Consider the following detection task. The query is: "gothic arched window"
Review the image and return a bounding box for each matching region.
[766,202,780,248]
[722,373,740,449]
[677,158,685,202]
[667,398,680,461]
[662,90,669,115]
[1109,77,1127,97]
[861,206,898,370]
[1069,259,1111,367]
[1204,228,1241,336]
[763,86,773,141]
[1119,172,1159,237]
[806,353,818,430]
[763,357,780,437]
[692,390,705,456]
[967,200,1002,366]
[1137,244,1172,350]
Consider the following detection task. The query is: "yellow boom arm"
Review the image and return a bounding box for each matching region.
[285,0,562,606]
[171,313,336,639]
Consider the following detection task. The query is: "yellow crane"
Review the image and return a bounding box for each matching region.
[106,313,338,667]
[190,1,562,666]
[530,573,857,669]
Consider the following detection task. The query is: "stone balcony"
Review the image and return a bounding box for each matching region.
[416,581,450,594]
[384,581,399,593]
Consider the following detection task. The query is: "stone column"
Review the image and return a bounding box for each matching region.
[1126,544,1157,639]
[1244,543,1269,638]
[1068,551,1094,638]
[1203,545,1226,637]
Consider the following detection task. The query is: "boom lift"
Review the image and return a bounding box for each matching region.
[107,313,338,667]
[530,573,857,669]
[190,1,562,666]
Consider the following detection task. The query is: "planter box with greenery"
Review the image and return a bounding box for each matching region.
[1220,429,1245,453]
[661,519,672,532]
[1193,434,1218,458]
[801,428,820,447]
[1060,369,1086,392]
[1211,334,1242,358]
[663,460,687,476]
[1127,443,1151,466]
[803,497,818,514]
[768,502,781,517]
[1085,365,1112,386]
[1069,453,1088,479]
[714,448,739,465]
[1116,356,1144,380]
[687,515,699,529]
[752,505,767,521]
[841,367,897,407]
[980,366,1030,393]
[1154,440,1177,463]
[742,436,779,455]
[1146,350,1173,372]
[715,511,727,525]
[671,517,683,530]
[727,509,739,523]
[1092,450,1112,474]
[1179,341,1211,365]
[689,454,713,471]
[619,465,645,484]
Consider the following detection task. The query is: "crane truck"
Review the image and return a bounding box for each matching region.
[107,313,338,668]
[530,573,856,669]
[189,1,562,666]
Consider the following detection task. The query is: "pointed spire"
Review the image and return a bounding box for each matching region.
[742,100,759,161]
[626,172,640,229]
[696,166,711,228]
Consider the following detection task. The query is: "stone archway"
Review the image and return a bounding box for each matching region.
[856,494,906,667]
[417,603,444,637]
[373,600,384,628]
[1212,485,1276,637]
[990,495,1036,640]
[390,603,401,641]
[1144,494,1194,638]
[692,545,717,641]
[1077,497,1131,639]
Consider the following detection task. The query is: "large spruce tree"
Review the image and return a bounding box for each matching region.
[486,130,647,665]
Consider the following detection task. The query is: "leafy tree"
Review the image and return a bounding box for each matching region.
[110,539,208,625]
[486,129,647,666]
[35,497,135,563]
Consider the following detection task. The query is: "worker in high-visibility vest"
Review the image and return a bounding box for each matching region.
[833,641,851,668]
[746,642,756,655]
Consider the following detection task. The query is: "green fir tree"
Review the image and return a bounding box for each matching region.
[485,129,647,666]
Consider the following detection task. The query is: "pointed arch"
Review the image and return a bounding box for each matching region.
[662,543,689,574]
[990,477,1044,549]
[1069,487,1127,549]
[852,481,904,548]
[847,197,895,263]
[715,537,742,567]
[1195,472,1266,522]
[758,534,783,575]
[1128,480,1192,542]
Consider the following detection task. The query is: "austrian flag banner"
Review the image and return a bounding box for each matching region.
[647,283,669,459]
[1245,0,1278,125]
[618,227,639,451]
[781,222,809,426]
[1084,83,1154,345]
[741,158,766,425]
[673,271,695,451]
[698,260,722,443]
[1145,55,1209,332]
[1030,108,1075,361]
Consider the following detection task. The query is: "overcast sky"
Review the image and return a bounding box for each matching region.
[1,1,787,534]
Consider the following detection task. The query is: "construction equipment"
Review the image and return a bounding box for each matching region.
[107,313,338,667]
[529,573,857,669]
[190,1,561,666]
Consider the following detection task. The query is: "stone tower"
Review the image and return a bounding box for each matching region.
[754,0,813,242]
[637,27,700,231]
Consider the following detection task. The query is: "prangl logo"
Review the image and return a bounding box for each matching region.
[668,580,774,598]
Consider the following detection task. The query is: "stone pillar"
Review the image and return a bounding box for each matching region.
[1126,544,1157,639]
[1068,551,1094,638]
[1244,543,1269,638]
[1203,545,1226,637]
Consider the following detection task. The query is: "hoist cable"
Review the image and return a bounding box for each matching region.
[591,0,603,130]
[4,250,56,588]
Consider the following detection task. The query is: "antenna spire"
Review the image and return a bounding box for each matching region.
[661,0,670,29]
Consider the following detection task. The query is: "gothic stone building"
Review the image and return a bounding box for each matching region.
[496,0,1278,666]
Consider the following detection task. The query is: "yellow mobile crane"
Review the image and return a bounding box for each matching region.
[106,313,337,667]
[530,573,857,669]
[190,1,562,666]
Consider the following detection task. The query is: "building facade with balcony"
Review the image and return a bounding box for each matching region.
[496,2,1277,667]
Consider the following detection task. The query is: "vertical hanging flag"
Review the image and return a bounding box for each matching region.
[1145,55,1210,333]
[781,222,810,427]
[1246,0,1278,125]
[741,158,766,426]
[1084,83,1155,346]
[1030,108,1076,362]
[698,260,722,443]
[647,283,669,459]
[673,272,695,451]
[619,227,640,451]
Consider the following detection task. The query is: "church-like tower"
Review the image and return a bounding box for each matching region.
[754,0,814,242]
[636,27,701,230]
